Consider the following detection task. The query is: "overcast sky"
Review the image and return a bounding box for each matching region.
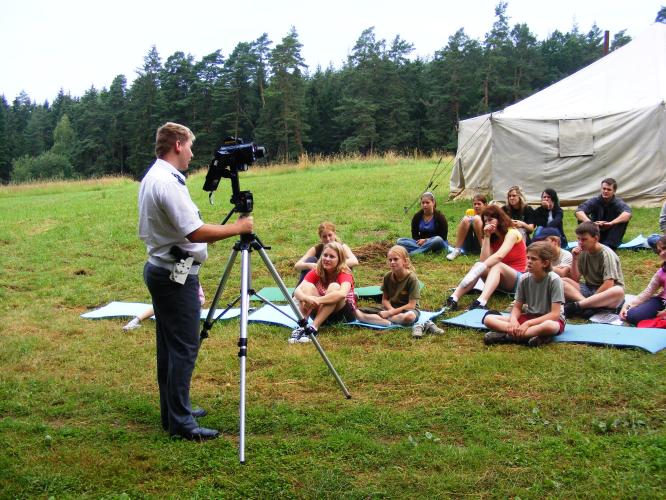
[1,0,662,104]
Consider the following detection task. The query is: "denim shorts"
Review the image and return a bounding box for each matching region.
[580,283,599,298]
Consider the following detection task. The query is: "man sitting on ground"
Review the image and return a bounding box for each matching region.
[532,227,572,278]
[574,177,632,250]
[562,222,625,318]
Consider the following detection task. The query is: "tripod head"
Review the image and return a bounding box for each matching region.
[203,137,265,213]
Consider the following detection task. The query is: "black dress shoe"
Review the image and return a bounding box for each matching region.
[172,427,220,442]
[191,407,207,418]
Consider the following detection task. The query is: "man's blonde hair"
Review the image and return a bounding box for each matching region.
[155,122,195,158]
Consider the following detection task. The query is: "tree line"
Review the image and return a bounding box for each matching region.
[2,2,658,184]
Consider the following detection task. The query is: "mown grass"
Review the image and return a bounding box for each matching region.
[0,156,664,498]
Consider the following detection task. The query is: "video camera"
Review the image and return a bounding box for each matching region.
[203,137,266,213]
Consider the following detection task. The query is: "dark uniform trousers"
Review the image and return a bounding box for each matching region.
[144,262,201,434]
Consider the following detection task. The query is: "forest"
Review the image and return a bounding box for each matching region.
[1,2,661,184]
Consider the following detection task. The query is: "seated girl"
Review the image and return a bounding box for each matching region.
[290,242,357,343]
[353,245,443,337]
[446,194,487,260]
[355,246,421,326]
[397,191,448,255]
[532,188,567,247]
[482,241,566,347]
[295,221,358,285]
[444,204,527,311]
[502,185,535,242]
[620,235,666,326]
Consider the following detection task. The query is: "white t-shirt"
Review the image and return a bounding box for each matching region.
[553,247,573,270]
[138,158,207,264]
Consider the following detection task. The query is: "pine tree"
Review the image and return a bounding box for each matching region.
[161,51,196,125]
[103,75,129,174]
[426,29,484,150]
[127,46,166,176]
[51,114,78,161]
[482,1,514,111]
[0,96,11,182]
[258,27,309,162]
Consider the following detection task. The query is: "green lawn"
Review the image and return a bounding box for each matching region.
[0,157,664,498]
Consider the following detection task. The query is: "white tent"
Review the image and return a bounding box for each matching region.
[450,23,666,206]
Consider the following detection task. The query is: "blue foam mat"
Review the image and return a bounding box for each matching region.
[247,304,444,330]
[250,285,388,302]
[348,309,445,330]
[81,302,154,319]
[555,324,666,354]
[441,309,666,353]
[247,304,308,329]
[81,301,241,321]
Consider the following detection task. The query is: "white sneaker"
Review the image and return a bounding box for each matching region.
[446,248,462,261]
[123,317,141,331]
[288,326,313,344]
[412,324,424,338]
[288,327,304,344]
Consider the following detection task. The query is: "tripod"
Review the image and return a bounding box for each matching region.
[200,230,352,464]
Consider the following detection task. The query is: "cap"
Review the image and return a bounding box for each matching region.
[533,227,561,241]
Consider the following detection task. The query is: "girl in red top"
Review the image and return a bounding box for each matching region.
[445,204,527,311]
[290,242,356,343]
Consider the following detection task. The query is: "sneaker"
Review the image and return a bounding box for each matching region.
[443,296,458,312]
[527,335,554,347]
[423,320,444,335]
[614,300,625,314]
[446,248,462,261]
[483,331,514,345]
[289,327,307,344]
[123,317,141,331]
[563,302,580,318]
[468,300,488,311]
[302,325,317,341]
[412,324,424,338]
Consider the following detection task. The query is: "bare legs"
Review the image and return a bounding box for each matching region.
[562,278,624,309]
[296,282,347,330]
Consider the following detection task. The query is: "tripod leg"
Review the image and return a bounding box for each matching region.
[238,248,251,464]
[255,246,352,399]
[201,248,239,341]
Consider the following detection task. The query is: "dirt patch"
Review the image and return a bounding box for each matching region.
[353,240,393,262]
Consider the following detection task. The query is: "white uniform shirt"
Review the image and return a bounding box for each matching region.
[138,158,207,264]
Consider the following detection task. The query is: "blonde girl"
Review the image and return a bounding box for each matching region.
[355,246,442,337]
[502,185,535,241]
[290,242,357,343]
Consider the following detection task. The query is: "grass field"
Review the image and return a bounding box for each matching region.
[1,156,664,498]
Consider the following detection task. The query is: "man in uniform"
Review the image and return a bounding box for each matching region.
[139,122,253,441]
